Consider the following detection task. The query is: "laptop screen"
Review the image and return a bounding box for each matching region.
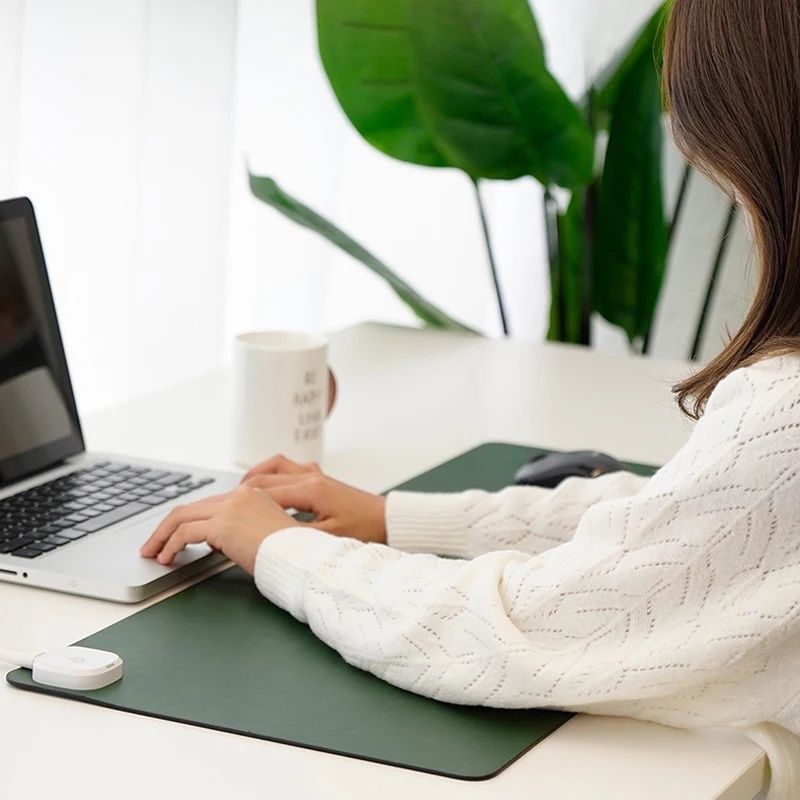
[0,198,83,487]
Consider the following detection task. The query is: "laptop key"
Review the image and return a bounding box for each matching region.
[36,524,63,535]
[154,486,185,500]
[4,522,28,533]
[141,470,170,481]
[138,495,168,506]
[115,471,140,481]
[64,513,90,524]
[44,535,71,546]
[0,538,33,554]
[12,548,43,559]
[177,484,208,495]
[73,502,150,533]
[155,473,191,487]
[57,529,89,541]
[29,541,56,553]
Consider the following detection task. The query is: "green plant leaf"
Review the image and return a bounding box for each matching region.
[554,193,585,344]
[593,26,667,344]
[589,3,668,131]
[315,1,449,169]
[317,0,593,189]
[249,173,479,334]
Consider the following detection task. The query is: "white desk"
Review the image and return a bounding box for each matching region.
[0,323,767,800]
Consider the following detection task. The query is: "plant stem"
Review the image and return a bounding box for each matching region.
[544,189,564,341]
[641,307,654,355]
[581,184,595,346]
[581,90,596,347]
[667,163,693,251]
[690,202,738,361]
[642,164,694,355]
[474,180,510,337]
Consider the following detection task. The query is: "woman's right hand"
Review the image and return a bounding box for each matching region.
[242,456,388,544]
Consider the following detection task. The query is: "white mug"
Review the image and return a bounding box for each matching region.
[232,331,331,468]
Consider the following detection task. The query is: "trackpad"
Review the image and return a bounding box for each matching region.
[45,516,213,586]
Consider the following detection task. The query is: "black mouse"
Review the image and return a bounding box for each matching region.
[514,451,626,489]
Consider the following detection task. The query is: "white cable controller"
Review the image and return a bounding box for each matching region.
[1,646,124,691]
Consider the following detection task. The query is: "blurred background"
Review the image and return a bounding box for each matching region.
[0,0,753,414]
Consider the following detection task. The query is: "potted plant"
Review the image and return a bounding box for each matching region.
[250,0,734,357]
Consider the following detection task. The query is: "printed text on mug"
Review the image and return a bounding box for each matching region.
[293,370,323,444]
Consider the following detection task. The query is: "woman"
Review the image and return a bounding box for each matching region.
[143,1,800,795]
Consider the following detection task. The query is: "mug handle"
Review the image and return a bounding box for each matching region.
[327,367,337,417]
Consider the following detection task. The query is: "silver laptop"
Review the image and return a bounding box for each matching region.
[0,197,239,603]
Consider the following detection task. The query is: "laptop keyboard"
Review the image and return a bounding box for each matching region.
[0,461,215,560]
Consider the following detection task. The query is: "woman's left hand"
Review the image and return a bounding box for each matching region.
[140,486,301,574]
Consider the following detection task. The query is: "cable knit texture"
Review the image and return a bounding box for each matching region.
[255,356,800,799]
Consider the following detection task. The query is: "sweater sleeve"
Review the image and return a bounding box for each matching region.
[254,358,800,740]
[385,470,650,558]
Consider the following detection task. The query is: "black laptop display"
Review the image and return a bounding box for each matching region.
[0,198,84,486]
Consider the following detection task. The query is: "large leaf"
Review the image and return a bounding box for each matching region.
[317,0,593,189]
[249,174,478,334]
[589,3,668,132]
[315,1,449,169]
[593,26,667,343]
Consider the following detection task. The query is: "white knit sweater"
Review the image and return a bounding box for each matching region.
[254,356,800,799]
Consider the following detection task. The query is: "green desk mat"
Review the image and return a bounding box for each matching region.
[7,442,657,780]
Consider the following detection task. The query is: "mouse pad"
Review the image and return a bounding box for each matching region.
[7,442,657,780]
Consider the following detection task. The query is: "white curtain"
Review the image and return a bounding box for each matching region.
[0,0,751,415]
[0,0,237,414]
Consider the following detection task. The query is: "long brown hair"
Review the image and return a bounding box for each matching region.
[664,0,800,419]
